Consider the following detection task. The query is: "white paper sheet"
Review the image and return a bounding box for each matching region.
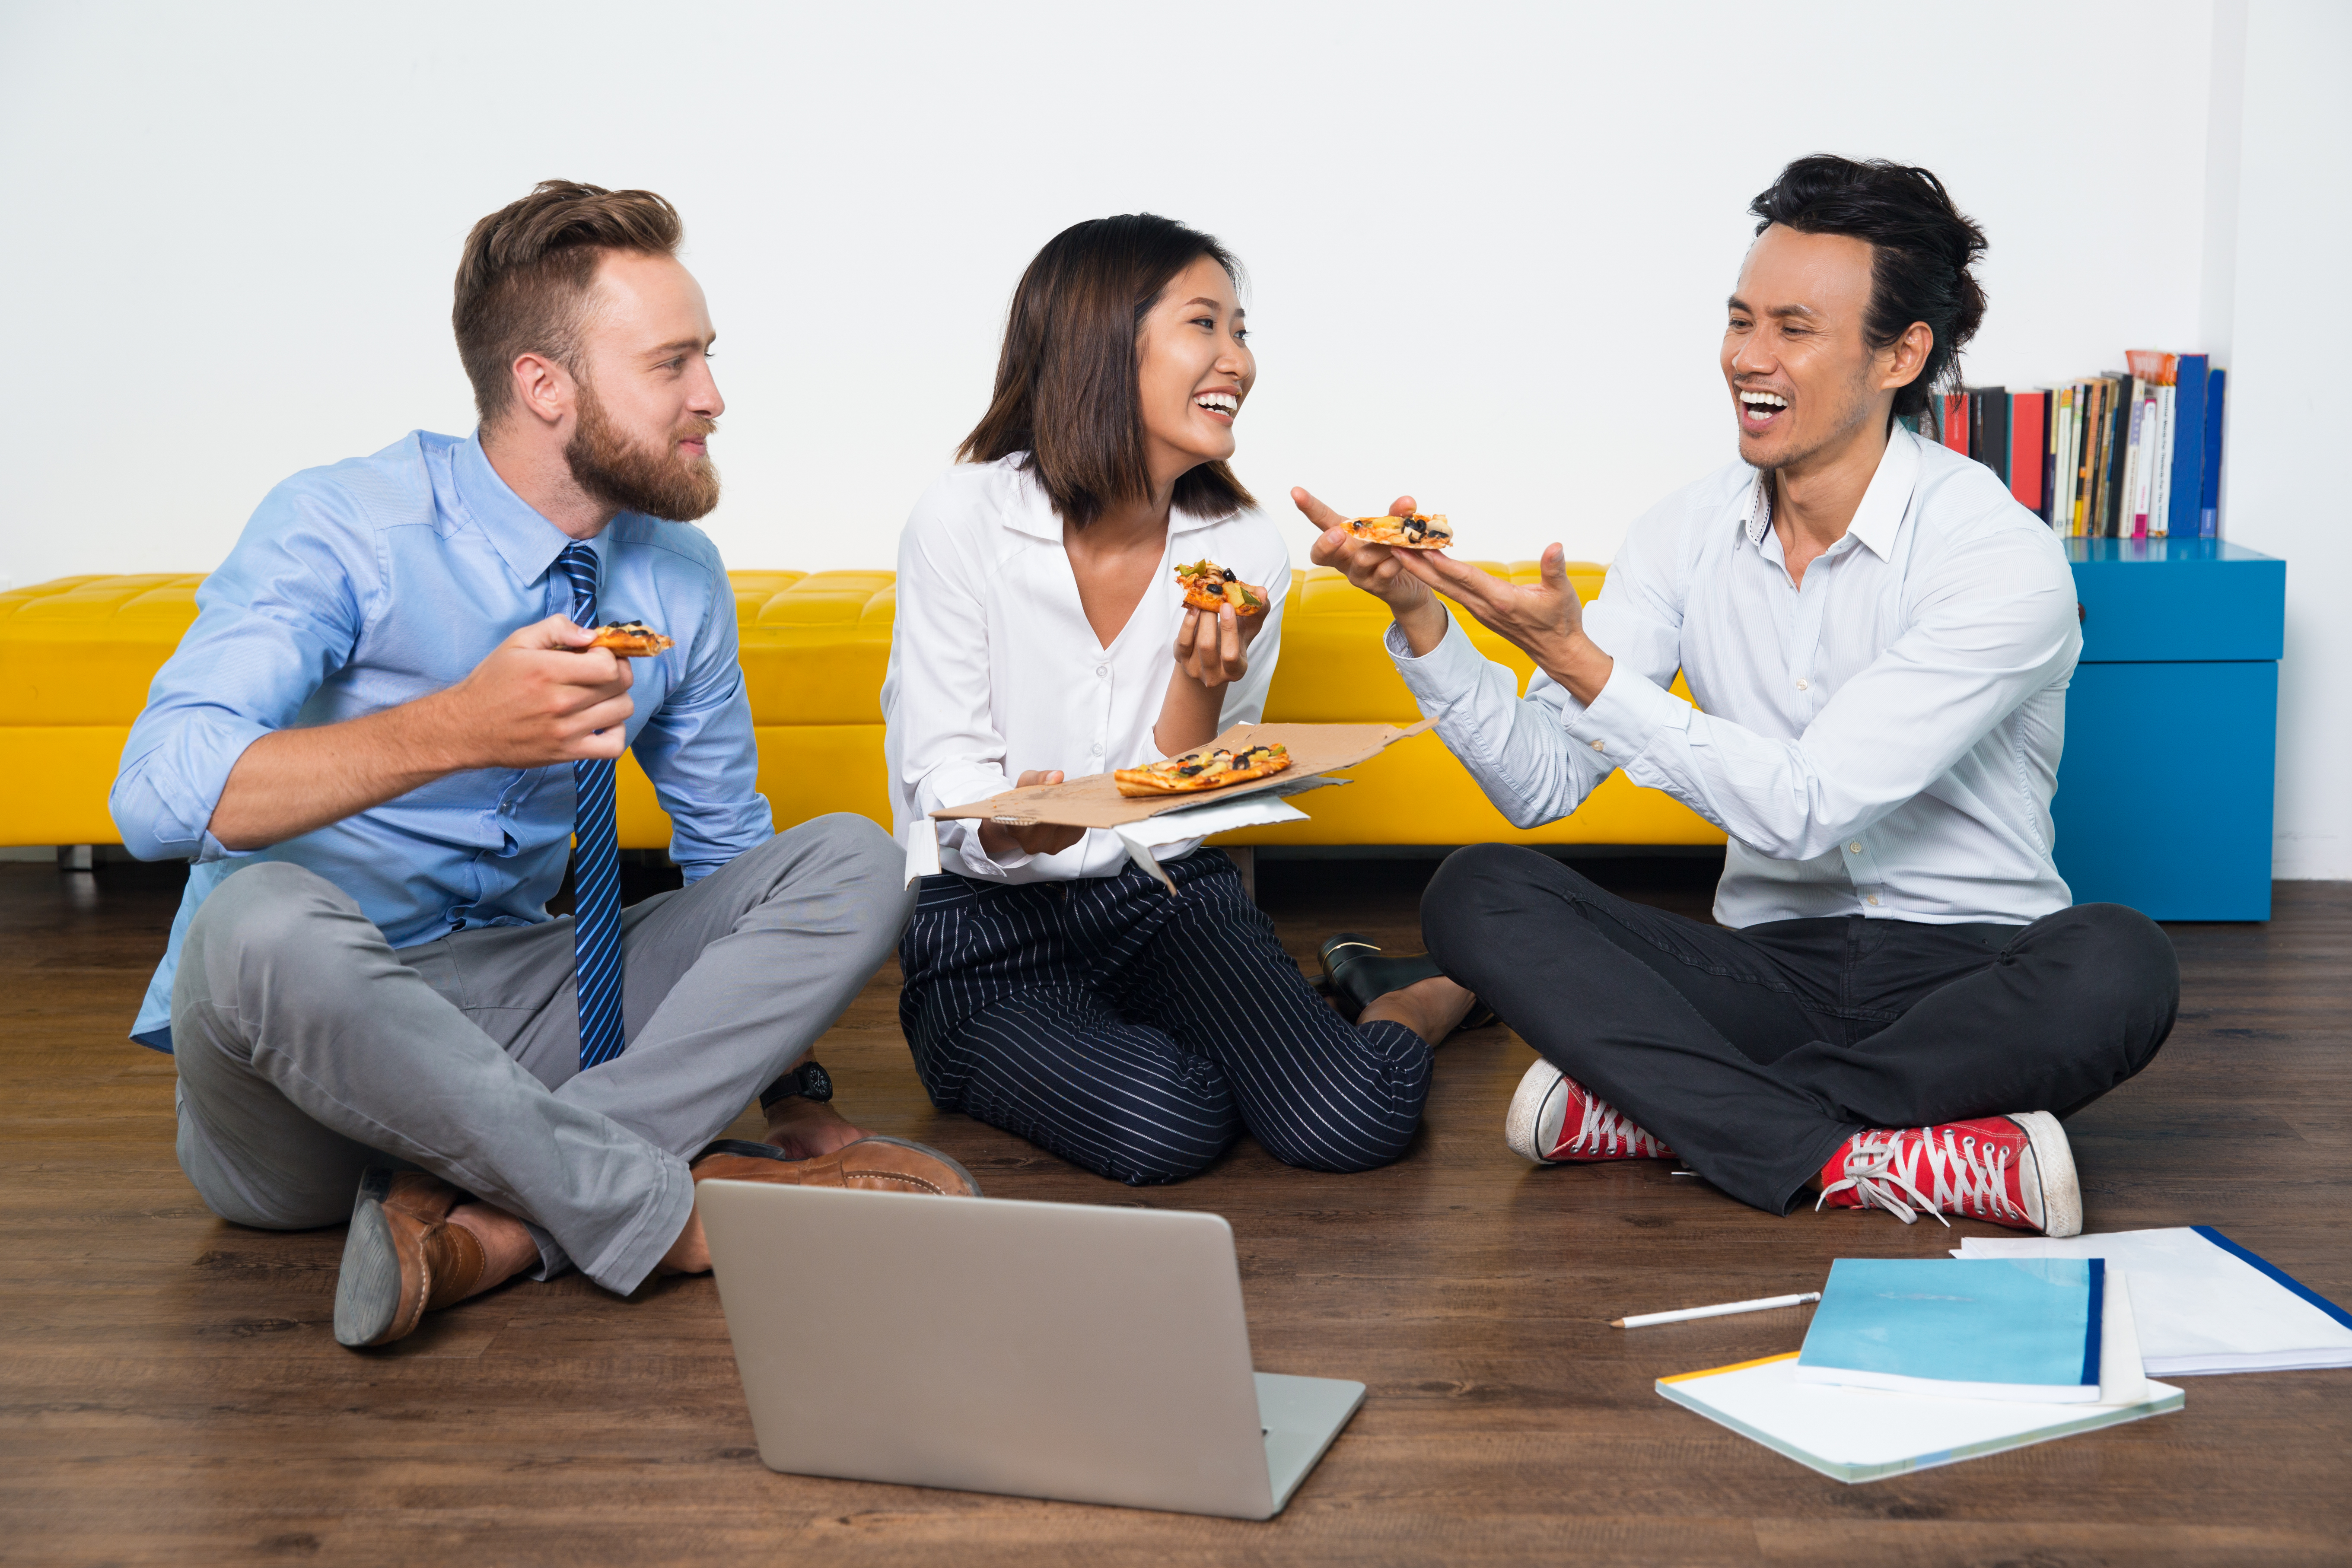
[1113,791,1318,893]
[1953,1227,2352,1376]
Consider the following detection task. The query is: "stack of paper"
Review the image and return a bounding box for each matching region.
[1794,1257,2106,1403]
[1658,1268,2181,1483]
[1954,1226,2352,1376]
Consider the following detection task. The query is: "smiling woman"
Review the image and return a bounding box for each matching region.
[878,213,1475,1189]
[958,214,1256,531]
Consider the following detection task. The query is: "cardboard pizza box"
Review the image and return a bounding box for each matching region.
[930,719,1435,830]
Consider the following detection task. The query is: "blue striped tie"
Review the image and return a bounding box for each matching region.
[556,544,627,1071]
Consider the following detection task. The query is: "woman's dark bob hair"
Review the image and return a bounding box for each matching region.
[1748,155,1989,421]
[960,213,1254,528]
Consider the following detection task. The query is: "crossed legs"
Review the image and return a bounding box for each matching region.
[171,814,912,1295]
[1421,845,2179,1216]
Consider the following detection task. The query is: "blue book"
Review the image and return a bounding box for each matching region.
[2200,368,2228,538]
[1794,1258,2104,1403]
[2167,354,2208,538]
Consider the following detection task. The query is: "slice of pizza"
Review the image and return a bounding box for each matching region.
[1173,559,1270,616]
[1113,742,1293,798]
[587,620,675,656]
[1343,512,1452,550]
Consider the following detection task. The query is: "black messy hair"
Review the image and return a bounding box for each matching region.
[1748,155,1988,420]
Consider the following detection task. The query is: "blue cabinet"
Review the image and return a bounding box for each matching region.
[2053,539,2285,921]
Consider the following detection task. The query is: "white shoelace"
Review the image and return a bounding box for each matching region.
[1566,1092,1671,1159]
[1814,1126,2026,1228]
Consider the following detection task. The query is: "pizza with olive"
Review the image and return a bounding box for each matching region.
[1343,512,1452,550]
[586,620,675,656]
[1173,559,1270,616]
[1113,741,1292,798]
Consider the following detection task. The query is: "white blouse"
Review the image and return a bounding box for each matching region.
[882,454,1290,882]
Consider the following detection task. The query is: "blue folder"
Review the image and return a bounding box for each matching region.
[1794,1258,2104,1403]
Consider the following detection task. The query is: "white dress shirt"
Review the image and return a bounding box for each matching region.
[1392,426,2082,927]
[883,454,1290,882]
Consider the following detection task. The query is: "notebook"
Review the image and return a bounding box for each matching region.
[1955,1226,2352,1376]
[1660,1268,2182,1483]
[1794,1257,2104,1403]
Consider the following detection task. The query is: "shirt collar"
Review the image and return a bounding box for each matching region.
[1738,423,1923,562]
[451,429,600,586]
[999,455,1241,543]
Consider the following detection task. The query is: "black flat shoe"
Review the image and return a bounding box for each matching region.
[1315,932,1498,1030]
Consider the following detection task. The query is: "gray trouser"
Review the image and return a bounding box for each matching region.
[170,814,913,1294]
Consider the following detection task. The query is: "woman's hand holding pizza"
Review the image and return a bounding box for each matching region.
[975,770,1088,862]
[1171,598,1264,691]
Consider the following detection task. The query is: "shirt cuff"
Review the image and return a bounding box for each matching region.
[1556,659,1691,762]
[938,817,1029,878]
[193,828,259,865]
[1384,611,1488,710]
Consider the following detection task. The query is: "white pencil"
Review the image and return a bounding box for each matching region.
[1611,1291,1821,1329]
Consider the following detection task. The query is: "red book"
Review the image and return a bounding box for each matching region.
[2008,391,2047,510]
[1942,391,1968,452]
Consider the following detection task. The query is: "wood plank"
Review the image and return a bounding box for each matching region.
[3,862,2347,1565]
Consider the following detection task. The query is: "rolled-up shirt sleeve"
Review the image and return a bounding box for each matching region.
[110,483,369,863]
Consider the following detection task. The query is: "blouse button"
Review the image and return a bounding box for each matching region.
[1848,841,1862,854]
[1795,678,1810,691]
[1095,666,1108,678]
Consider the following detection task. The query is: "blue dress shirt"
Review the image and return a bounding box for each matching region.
[113,430,772,1050]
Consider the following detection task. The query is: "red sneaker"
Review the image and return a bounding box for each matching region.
[1815,1112,2081,1237]
[1504,1059,1676,1164]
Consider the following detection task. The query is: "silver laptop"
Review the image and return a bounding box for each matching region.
[697,1180,1364,1519]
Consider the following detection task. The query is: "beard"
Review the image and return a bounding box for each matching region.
[564,381,721,522]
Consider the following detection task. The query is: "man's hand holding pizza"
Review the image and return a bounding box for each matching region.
[209,614,637,852]
[1293,488,1449,654]
[1292,487,1613,707]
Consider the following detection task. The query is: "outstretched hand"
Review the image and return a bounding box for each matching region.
[1394,543,1615,706]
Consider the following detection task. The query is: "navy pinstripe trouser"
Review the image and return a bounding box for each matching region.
[898,850,1433,1185]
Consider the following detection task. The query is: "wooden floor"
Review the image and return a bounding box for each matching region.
[4,858,2349,1566]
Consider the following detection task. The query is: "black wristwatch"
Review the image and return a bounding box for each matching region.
[759,1060,834,1109]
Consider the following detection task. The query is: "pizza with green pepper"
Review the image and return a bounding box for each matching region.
[1114,741,1292,798]
[1173,559,1269,616]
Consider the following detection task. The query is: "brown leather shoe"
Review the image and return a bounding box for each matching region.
[333,1169,489,1349]
[691,1136,982,1197]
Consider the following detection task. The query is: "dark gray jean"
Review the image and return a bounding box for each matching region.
[1422,844,2180,1215]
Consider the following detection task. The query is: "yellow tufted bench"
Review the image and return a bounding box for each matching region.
[0,569,1721,852]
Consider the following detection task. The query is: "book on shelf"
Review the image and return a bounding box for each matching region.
[1899,354,2228,538]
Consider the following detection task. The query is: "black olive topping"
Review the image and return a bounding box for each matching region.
[1220,567,1237,581]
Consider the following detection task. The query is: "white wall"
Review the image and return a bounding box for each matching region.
[0,0,2339,875]
[2222,0,2351,880]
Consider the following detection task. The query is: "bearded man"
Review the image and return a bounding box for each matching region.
[113,181,975,1350]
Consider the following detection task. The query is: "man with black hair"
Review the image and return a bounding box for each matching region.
[1297,154,2178,1237]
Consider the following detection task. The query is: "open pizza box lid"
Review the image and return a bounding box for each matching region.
[930,719,1434,830]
